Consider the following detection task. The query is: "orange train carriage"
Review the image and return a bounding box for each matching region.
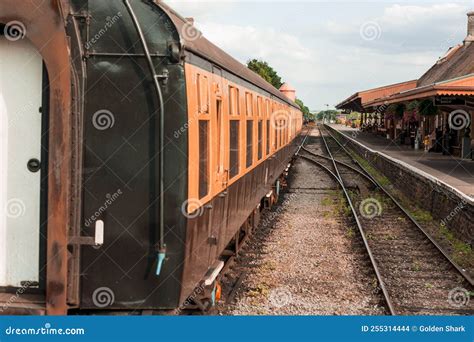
[0,0,302,314]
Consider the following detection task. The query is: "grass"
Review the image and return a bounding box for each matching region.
[409,208,433,223]
[350,152,391,187]
[346,228,355,238]
[381,234,396,241]
[330,127,474,274]
[439,223,474,266]
[328,191,352,218]
[321,197,332,206]
[248,283,270,298]
[412,261,421,272]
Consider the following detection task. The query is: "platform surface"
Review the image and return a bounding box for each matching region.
[330,124,474,198]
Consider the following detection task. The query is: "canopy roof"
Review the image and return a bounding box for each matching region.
[336,80,417,112]
[366,74,474,107]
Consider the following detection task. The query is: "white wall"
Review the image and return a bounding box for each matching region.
[0,37,43,287]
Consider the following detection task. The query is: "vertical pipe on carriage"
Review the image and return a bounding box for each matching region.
[122,0,167,274]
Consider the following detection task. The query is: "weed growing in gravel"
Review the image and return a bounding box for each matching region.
[381,234,396,241]
[248,283,270,298]
[322,211,332,218]
[346,228,355,238]
[321,197,332,206]
[349,152,391,187]
[412,261,421,272]
[409,209,433,223]
[439,223,474,267]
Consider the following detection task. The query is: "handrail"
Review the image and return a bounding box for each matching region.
[123,0,166,275]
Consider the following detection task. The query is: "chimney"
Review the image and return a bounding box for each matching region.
[465,11,474,44]
[185,17,194,26]
[279,83,296,102]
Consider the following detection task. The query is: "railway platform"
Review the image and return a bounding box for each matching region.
[329,124,474,199]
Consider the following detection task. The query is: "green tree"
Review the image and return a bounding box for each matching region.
[247,58,313,121]
[247,59,283,89]
[295,98,313,121]
[317,110,338,122]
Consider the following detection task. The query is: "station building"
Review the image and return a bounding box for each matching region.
[337,11,474,159]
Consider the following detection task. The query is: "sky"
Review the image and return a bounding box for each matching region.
[165,0,474,110]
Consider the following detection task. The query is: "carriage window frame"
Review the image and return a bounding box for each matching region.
[246,119,253,168]
[197,74,209,114]
[257,119,263,160]
[229,86,240,116]
[229,85,241,179]
[198,119,210,199]
[196,73,211,200]
[245,92,253,117]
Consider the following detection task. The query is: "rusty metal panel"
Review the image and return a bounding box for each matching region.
[0,0,72,315]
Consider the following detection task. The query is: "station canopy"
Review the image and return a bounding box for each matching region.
[342,41,474,111]
[335,80,418,113]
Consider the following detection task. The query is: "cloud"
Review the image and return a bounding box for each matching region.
[192,20,316,90]
[164,0,237,21]
[324,3,469,53]
[162,1,473,109]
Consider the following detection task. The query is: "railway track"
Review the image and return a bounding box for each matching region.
[213,126,386,315]
[209,128,314,315]
[298,125,473,315]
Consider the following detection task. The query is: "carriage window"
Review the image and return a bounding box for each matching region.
[257,97,263,117]
[245,92,253,117]
[246,120,253,167]
[257,120,263,160]
[266,119,270,155]
[230,120,239,178]
[199,120,209,198]
[274,120,278,150]
[229,86,239,115]
[197,74,209,113]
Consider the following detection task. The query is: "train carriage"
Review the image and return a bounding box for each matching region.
[0,0,302,314]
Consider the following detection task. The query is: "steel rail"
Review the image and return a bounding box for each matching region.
[300,146,377,185]
[322,125,474,286]
[297,126,396,315]
[316,126,397,315]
